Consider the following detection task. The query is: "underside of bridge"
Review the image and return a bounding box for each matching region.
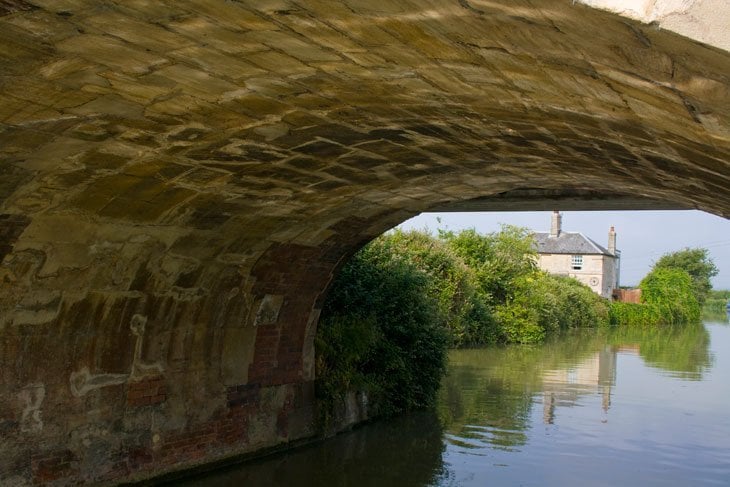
[1,0,728,484]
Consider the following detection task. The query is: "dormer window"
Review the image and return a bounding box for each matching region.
[571,255,583,270]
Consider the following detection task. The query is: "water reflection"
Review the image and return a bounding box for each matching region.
[606,321,713,380]
[439,321,714,450]
[176,412,445,487]
[541,344,617,423]
[186,323,729,486]
[702,307,730,324]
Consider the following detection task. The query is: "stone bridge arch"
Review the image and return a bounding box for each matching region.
[0,0,728,484]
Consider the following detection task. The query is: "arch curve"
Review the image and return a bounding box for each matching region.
[0,0,728,483]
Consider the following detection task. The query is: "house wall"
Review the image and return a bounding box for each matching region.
[537,254,616,298]
[601,255,618,298]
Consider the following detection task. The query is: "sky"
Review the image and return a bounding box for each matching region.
[397,210,730,290]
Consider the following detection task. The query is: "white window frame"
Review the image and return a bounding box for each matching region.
[571,255,583,270]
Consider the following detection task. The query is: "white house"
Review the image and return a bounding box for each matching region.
[534,211,620,298]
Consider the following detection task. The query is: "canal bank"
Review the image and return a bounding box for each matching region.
[176,321,730,486]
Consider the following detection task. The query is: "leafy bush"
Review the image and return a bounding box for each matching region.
[494,300,546,344]
[652,248,718,305]
[315,314,379,414]
[495,273,610,343]
[443,226,608,342]
[532,274,610,330]
[640,267,700,324]
[316,239,448,422]
[707,289,730,300]
[609,267,700,326]
[376,230,499,346]
[442,225,537,304]
[608,301,661,327]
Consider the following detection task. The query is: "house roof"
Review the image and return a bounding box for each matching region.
[533,231,614,256]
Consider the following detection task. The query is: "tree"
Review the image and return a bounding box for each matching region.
[651,248,718,305]
[639,267,700,325]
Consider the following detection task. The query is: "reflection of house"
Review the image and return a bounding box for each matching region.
[541,346,618,424]
[534,211,620,298]
[617,344,640,354]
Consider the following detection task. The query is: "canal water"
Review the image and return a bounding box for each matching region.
[181,321,730,486]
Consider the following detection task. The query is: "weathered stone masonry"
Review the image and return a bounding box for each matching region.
[0,0,728,484]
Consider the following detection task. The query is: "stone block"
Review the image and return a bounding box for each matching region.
[57,34,168,74]
[0,1,729,485]
[221,325,257,386]
[245,50,317,76]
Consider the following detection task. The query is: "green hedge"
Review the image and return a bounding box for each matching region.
[496,273,610,343]
[375,230,500,346]
[609,301,661,327]
[316,227,615,420]
[609,267,700,326]
[316,237,448,423]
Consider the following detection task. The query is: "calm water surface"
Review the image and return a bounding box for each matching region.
[182,321,730,486]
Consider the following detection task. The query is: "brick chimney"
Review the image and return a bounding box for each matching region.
[550,210,562,238]
[608,225,616,255]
